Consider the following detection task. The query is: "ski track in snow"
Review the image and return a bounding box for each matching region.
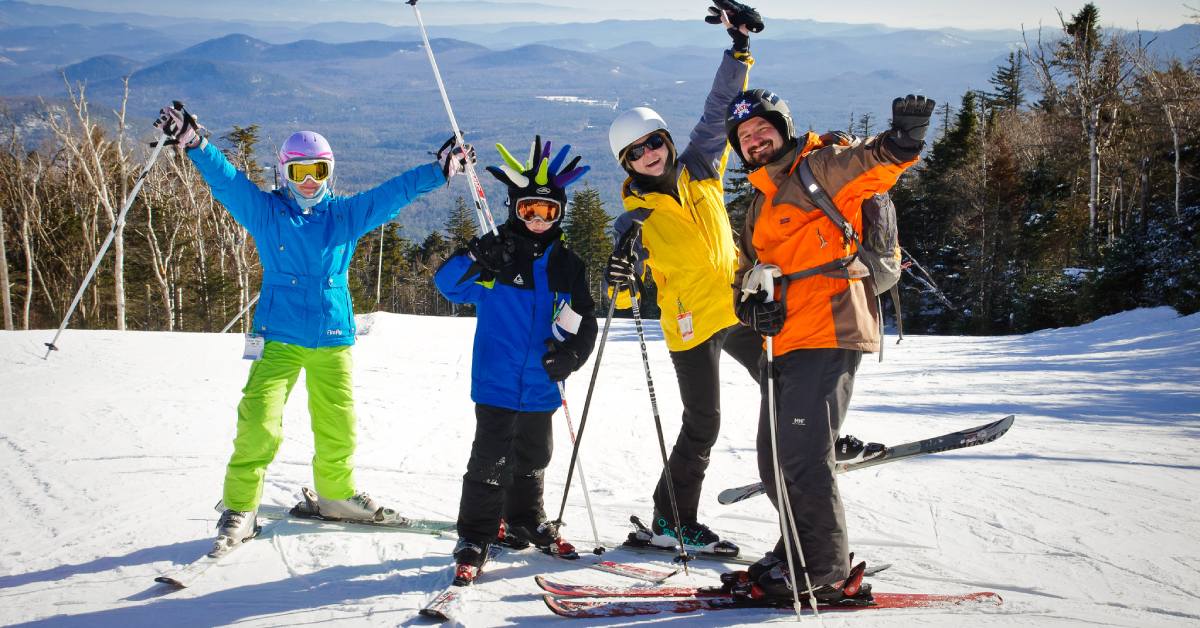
[1,307,1198,626]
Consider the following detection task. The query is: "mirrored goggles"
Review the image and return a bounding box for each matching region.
[285,159,333,184]
[515,197,562,223]
[623,133,667,163]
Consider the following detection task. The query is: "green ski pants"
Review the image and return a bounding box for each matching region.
[223,340,358,511]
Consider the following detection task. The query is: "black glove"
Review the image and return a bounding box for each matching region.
[889,94,937,150]
[467,231,513,274]
[705,0,764,34]
[436,135,476,183]
[605,251,636,291]
[542,339,581,382]
[735,289,785,336]
[153,101,204,149]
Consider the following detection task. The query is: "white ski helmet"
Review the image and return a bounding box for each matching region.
[608,107,670,161]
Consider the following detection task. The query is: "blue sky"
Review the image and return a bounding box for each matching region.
[438,0,1191,29]
[28,0,1197,30]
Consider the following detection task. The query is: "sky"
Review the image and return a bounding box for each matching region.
[507,0,1194,30]
[23,0,1197,31]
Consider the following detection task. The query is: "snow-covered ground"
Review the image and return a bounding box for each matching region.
[1,307,1198,627]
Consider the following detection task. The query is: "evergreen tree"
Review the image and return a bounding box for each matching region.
[444,196,477,250]
[724,164,755,239]
[563,184,612,303]
[222,125,265,186]
[987,52,1026,111]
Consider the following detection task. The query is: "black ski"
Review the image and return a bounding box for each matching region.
[718,415,1016,505]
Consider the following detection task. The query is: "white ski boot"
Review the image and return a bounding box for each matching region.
[211,508,259,557]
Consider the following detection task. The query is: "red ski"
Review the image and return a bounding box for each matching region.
[542,591,1002,618]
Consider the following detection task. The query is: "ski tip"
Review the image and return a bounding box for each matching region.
[153,576,185,588]
[533,574,549,592]
[541,593,567,615]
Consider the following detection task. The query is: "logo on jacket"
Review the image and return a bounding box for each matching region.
[731,99,752,119]
[326,329,343,336]
[513,274,525,286]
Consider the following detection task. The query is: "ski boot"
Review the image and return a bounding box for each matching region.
[292,487,409,524]
[210,507,260,557]
[501,519,579,559]
[752,560,875,607]
[835,434,886,463]
[648,513,739,557]
[452,538,492,586]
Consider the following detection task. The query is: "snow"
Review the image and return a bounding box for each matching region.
[1,306,1199,627]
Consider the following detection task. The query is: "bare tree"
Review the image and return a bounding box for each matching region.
[45,78,139,330]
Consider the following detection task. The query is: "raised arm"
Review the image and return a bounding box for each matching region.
[344,161,446,238]
[187,139,272,235]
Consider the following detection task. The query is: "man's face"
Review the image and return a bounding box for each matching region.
[625,132,670,178]
[736,116,785,167]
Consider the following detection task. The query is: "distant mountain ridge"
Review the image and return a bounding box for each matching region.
[2,0,1195,239]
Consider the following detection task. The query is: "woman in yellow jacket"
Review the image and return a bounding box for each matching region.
[604,2,761,555]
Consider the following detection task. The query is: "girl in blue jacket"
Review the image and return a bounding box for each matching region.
[156,105,473,552]
[434,136,596,583]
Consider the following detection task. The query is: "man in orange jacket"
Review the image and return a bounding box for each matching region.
[724,89,935,603]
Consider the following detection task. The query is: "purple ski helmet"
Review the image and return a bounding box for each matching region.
[278,131,334,168]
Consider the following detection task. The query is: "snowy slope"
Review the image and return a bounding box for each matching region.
[1,307,1198,627]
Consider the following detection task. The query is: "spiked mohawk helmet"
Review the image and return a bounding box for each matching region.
[485,135,590,223]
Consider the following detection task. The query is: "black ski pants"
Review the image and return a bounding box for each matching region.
[457,403,553,544]
[652,324,762,524]
[757,347,861,587]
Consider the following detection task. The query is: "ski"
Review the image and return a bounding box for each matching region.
[251,487,458,534]
[589,559,678,583]
[542,591,1003,618]
[718,415,1016,505]
[154,520,269,589]
[419,544,506,621]
[534,562,891,599]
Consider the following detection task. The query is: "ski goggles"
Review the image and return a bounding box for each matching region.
[284,159,333,184]
[515,197,562,223]
[623,133,667,163]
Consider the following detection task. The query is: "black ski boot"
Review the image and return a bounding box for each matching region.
[836,434,886,463]
[503,519,579,559]
[649,513,739,556]
[753,560,875,607]
[452,538,491,586]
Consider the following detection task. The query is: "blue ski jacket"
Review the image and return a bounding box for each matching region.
[434,225,597,412]
[188,138,445,348]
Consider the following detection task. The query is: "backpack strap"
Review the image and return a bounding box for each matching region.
[797,160,899,362]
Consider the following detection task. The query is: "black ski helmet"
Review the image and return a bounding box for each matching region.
[725,89,795,161]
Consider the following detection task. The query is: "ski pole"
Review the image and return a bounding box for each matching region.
[406,0,499,237]
[552,297,615,529]
[624,231,690,572]
[742,264,820,618]
[219,292,260,334]
[44,123,173,359]
[557,380,603,554]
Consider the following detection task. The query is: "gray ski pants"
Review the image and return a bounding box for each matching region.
[757,347,861,587]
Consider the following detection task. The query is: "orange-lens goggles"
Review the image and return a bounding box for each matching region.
[515,197,562,223]
[285,160,332,183]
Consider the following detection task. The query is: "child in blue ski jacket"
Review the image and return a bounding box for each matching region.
[155,104,474,551]
[434,136,597,583]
